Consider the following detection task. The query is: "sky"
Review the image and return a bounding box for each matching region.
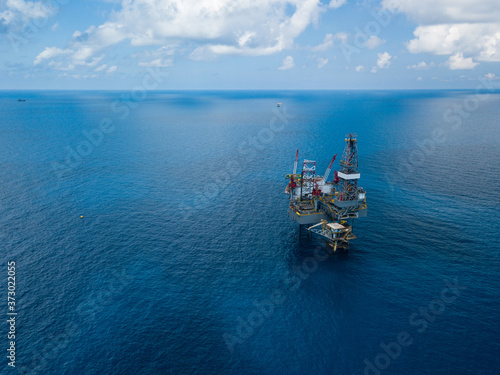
[0,0,499,90]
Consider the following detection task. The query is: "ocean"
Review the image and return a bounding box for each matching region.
[1,90,499,374]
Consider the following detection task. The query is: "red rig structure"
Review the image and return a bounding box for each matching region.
[285,134,367,250]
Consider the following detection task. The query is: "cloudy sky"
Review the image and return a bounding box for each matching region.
[1,0,499,89]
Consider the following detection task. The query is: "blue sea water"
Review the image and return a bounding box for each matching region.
[1,90,499,375]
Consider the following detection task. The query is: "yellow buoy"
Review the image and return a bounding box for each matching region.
[80,215,84,218]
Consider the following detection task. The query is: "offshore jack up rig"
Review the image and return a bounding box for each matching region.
[285,134,367,250]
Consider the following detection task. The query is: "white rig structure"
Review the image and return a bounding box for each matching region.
[285,134,367,250]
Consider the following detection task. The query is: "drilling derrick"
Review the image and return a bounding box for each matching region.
[301,160,316,198]
[285,134,367,250]
[339,134,359,202]
[329,133,366,220]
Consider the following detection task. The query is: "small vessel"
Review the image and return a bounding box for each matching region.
[276,102,281,107]
[18,99,26,102]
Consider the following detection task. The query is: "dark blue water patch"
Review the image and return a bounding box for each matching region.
[1,90,499,374]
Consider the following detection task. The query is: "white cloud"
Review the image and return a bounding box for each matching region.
[278,55,295,70]
[355,65,364,72]
[37,52,103,70]
[328,0,346,9]
[36,0,325,68]
[382,0,500,24]
[312,32,348,51]
[132,45,177,61]
[106,65,117,74]
[0,0,55,30]
[484,72,497,80]
[417,76,423,80]
[317,57,328,68]
[371,67,378,73]
[447,52,479,69]
[238,32,256,47]
[138,58,173,67]
[189,47,218,61]
[376,52,392,69]
[365,35,385,49]
[382,0,500,69]
[83,56,104,67]
[407,24,500,62]
[94,64,108,72]
[58,73,98,79]
[51,22,59,31]
[407,61,434,70]
[34,47,72,65]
